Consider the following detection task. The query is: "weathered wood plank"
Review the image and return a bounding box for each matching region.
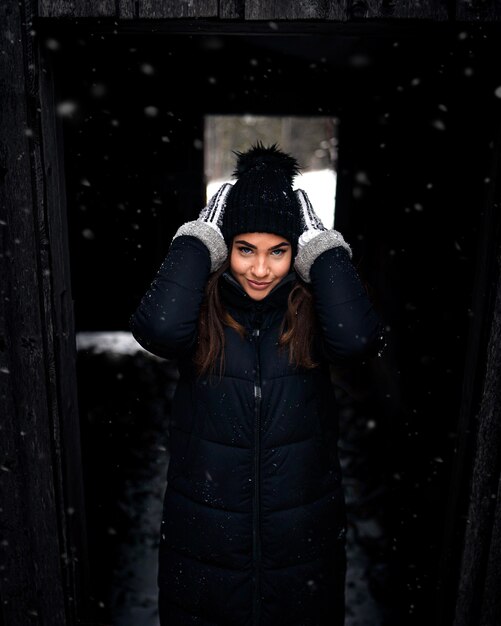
[480,467,501,625]
[432,114,501,624]
[456,0,501,22]
[31,0,500,20]
[245,0,447,20]
[38,0,116,18]
[220,0,245,18]
[0,0,70,623]
[449,113,501,626]
[139,0,218,18]
[37,41,91,623]
[119,0,136,18]
[453,254,501,626]
[350,0,449,20]
[245,0,348,20]
[244,0,439,20]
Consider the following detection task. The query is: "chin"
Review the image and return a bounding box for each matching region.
[246,291,269,301]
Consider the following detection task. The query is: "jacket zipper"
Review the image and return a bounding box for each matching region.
[252,323,262,626]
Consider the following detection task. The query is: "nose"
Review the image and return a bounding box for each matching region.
[251,256,269,279]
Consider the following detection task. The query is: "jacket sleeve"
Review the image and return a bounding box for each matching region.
[309,246,385,364]
[129,235,211,360]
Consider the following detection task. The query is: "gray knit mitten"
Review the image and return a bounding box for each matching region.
[293,189,352,283]
[172,183,233,272]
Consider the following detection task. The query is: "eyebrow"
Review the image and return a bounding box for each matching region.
[234,240,290,250]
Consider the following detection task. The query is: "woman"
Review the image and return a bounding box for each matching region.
[130,143,385,626]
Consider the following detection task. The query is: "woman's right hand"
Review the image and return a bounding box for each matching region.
[172,182,233,272]
[197,182,233,240]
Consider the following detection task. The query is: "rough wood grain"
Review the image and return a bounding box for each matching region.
[349,0,449,20]
[33,0,501,20]
[432,116,501,626]
[119,0,136,18]
[38,0,116,17]
[480,465,501,625]
[241,0,447,20]
[37,42,91,623]
[0,1,69,624]
[453,255,501,626]
[220,0,245,18]
[245,0,348,20]
[139,0,218,18]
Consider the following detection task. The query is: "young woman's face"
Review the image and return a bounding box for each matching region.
[229,232,292,301]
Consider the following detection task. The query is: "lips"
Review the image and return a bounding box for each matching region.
[247,279,272,290]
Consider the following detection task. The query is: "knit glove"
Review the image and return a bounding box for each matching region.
[293,189,353,283]
[172,182,233,272]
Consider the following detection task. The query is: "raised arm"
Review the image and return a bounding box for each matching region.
[293,189,385,363]
[129,184,232,360]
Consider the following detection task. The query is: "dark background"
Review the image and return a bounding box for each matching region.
[45,25,501,625]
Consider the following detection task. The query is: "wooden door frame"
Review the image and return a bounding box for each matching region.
[2,6,500,624]
[1,3,88,625]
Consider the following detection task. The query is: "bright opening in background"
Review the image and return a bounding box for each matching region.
[204,115,339,230]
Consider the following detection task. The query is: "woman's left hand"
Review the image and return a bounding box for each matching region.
[293,189,352,283]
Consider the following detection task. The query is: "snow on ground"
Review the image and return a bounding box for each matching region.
[76,330,159,356]
[207,168,337,230]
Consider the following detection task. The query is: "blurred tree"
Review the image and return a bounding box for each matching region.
[204,115,339,182]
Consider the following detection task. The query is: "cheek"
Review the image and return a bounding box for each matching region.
[229,250,244,274]
[277,255,292,276]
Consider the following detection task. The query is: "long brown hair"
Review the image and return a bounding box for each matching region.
[194,260,319,377]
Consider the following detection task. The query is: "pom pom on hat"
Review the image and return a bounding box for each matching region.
[232,142,300,181]
[221,142,302,254]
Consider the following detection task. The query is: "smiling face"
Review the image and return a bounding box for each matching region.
[229,232,292,301]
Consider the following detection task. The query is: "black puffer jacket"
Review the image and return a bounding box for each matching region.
[130,235,384,626]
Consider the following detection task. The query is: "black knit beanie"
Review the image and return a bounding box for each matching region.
[221,143,302,254]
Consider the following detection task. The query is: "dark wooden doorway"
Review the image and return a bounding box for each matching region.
[3,14,501,625]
